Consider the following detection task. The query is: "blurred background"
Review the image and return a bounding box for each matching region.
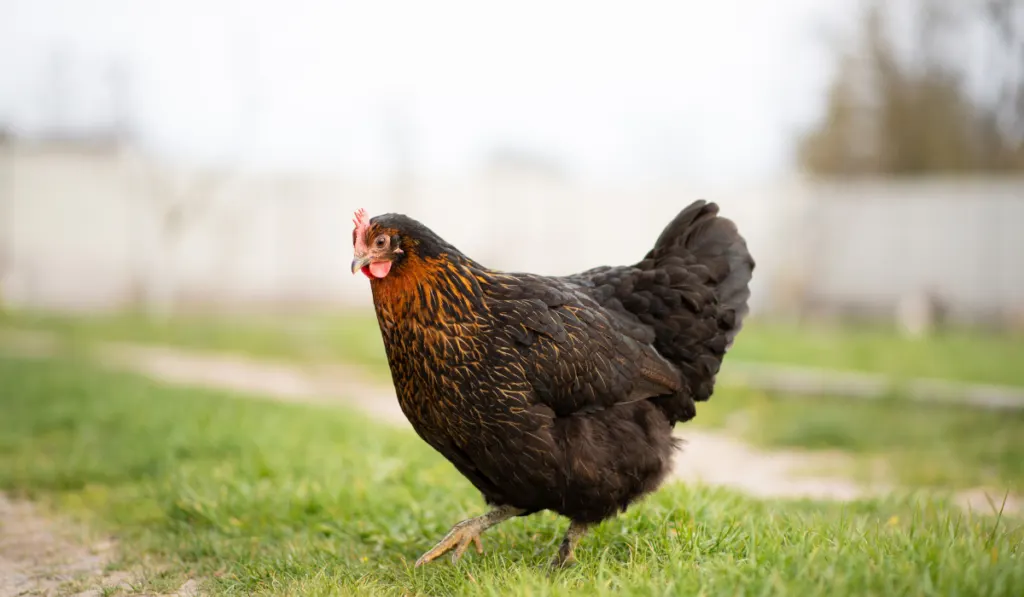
[2,5,1024,592]
[1,0,1024,509]
[1,0,1021,330]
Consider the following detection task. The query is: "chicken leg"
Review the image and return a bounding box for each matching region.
[551,521,588,568]
[414,505,524,567]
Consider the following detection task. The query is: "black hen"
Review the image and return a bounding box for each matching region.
[350,200,754,567]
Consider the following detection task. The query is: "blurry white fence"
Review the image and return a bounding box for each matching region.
[1,142,1022,323]
[797,179,1024,323]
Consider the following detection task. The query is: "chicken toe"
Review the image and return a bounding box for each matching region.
[414,505,522,567]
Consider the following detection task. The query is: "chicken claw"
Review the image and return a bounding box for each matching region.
[414,505,523,568]
[414,519,486,567]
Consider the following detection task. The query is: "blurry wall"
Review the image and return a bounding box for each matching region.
[797,179,1024,323]
[1,141,1021,322]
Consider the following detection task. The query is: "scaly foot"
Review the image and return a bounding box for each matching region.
[415,519,485,566]
[414,506,523,567]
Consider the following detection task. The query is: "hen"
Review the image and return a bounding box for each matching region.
[351,200,754,567]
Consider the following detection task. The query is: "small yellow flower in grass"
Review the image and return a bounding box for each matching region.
[361,556,369,563]
[887,516,899,526]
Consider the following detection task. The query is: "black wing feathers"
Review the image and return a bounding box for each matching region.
[487,275,683,418]
[482,200,752,425]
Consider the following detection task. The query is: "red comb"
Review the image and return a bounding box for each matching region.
[353,208,369,252]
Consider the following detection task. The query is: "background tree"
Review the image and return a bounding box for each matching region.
[799,0,1024,176]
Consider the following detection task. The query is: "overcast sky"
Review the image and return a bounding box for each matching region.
[1,0,849,186]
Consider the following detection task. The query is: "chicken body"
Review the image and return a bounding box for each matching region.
[352,200,754,567]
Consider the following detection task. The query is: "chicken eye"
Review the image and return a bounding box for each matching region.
[374,235,387,248]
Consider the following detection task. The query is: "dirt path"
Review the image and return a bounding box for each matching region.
[0,494,120,597]
[0,494,199,597]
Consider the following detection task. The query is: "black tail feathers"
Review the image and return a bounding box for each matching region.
[649,200,755,347]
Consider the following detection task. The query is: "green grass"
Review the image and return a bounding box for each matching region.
[0,310,389,376]
[694,388,1024,493]
[5,310,1024,386]
[1,356,1022,596]
[727,320,1024,387]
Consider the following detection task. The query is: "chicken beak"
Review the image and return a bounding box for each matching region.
[351,255,370,275]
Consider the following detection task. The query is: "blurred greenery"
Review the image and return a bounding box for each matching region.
[1,356,1020,596]
[725,320,1024,387]
[0,310,390,376]
[695,388,1024,493]
[4,311,1023,386]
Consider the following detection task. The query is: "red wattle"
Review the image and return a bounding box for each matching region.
[369,261,393,278]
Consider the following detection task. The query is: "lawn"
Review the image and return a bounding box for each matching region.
[4,310,1024,387]
[0,310,389,374]
[0,356,1022,596]
[726,320,1024,387]
[694,388,1024,493]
